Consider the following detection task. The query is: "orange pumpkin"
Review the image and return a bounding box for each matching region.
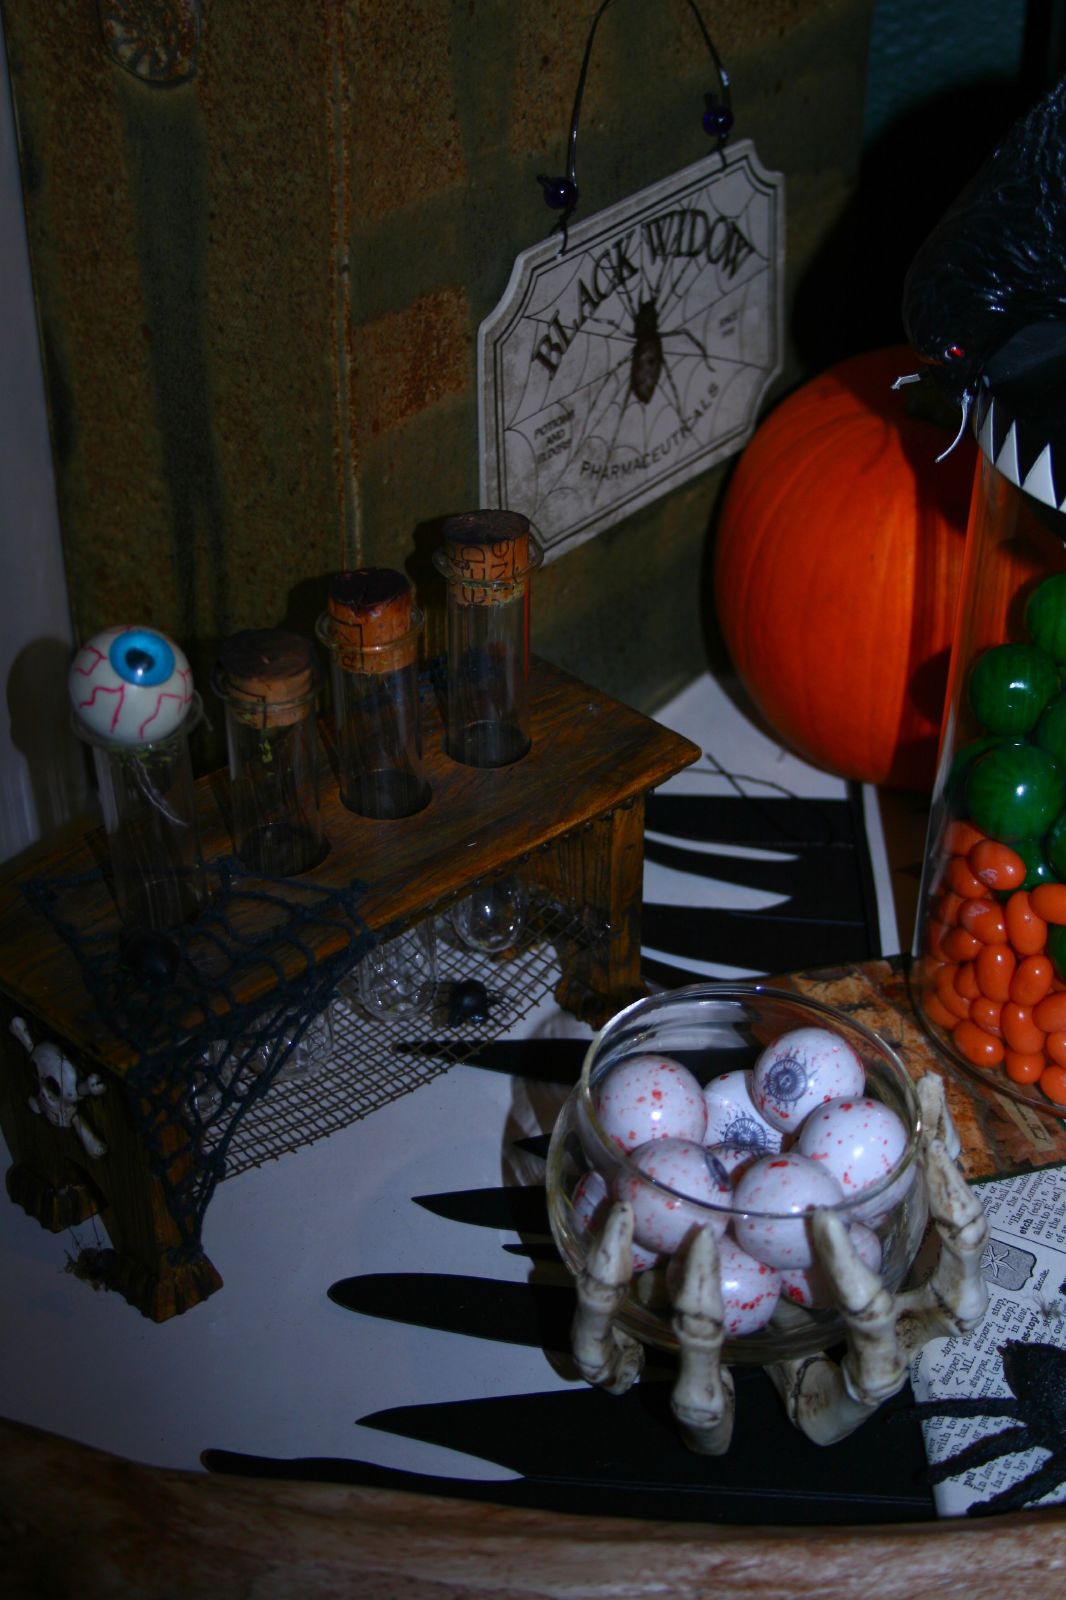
[713,346,976,791]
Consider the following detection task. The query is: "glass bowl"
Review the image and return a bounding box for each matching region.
[546,983,929,1365]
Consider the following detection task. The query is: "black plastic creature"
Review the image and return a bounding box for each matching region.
[912,1340,1066,1516]
[445,979,493,1027]
[900,75,1066,453]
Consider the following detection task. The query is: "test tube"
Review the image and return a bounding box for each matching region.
[317,568,430,820]
[214,629,324,877]
[68,624,206,933]
[432,510,542,768]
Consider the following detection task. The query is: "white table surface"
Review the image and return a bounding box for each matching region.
[0,673,898,1480]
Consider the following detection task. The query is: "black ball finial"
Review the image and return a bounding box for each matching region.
[537,174,578,213]
[702,93,734,140]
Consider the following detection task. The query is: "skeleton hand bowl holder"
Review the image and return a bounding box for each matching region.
[545,984,990,1452]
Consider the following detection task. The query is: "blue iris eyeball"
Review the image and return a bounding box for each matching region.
[69,623,193,746]
[109,628,176,687]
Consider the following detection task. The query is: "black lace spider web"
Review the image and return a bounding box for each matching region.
[20,858,376,1259]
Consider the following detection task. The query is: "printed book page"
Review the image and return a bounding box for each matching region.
[909,1162,1066,1516]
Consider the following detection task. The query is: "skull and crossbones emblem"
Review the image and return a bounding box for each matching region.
[10,1017,107,1160]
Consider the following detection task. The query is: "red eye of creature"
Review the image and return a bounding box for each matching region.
[944,344,966,361]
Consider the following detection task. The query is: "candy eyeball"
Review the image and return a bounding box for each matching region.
[751,1026,865,1132]
[732,1152,845,1269]
[665,1235,782,1336]
[716,1238,782,1336]
[616,1137,732,1255]
[69,625,194,746]
[795,1095,914,1225]
[572,1168,608,1232]
[780,1221,882,1309]
[704,1140,762,1182]
[571,1170,659,1273]
[702,1069,784,1153]
[593,1053,707,1153]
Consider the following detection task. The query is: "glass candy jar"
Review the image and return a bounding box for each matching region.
[547,984,927,1365]
[913,377,1066,1114]
[214,629,325,877]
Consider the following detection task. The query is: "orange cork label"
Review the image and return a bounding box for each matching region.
[325,569,418,673]
[451,534,530,606]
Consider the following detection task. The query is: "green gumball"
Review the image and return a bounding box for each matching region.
[1037,691,1066,765]
[968,643,1060,736]
[1046,809,1066,881]
[1011,834,1056,892]
[964,742,1066,841]
[1047,922,1066,984]
[1026,573,1066,665]
[945,734,1001,814]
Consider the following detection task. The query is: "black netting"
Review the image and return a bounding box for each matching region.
[20,858,375,1261]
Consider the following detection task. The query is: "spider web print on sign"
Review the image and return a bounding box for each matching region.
[479,142,784,558]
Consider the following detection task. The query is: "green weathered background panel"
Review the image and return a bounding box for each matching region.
[1,0,875,765]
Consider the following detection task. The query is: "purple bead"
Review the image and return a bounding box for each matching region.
[537,174,578,211]
[702,97,734,139]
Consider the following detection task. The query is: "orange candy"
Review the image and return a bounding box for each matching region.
[934,963,971,1020]
[970,996,1003,1035]
[943,926,982,962]
[958,898,1008,943]
[933,890,964,927]
[1006,1050,1045,1084]
[945,856,990,900]
[967,839,1027,892]
[975,943,1017,1002]
[1009,954,1053,1007]
[1040,1063,1066,1104]
[955,961,981,1001]
[1004,891,1048,958]
[922,990,962,1031]
[1028,883,1066,925]
[953,1018,1005,1068]
[946,820,987,855]
[1033,992,1066,1033]
[1000,1003,1045,1055]
[923,832,1066,1096]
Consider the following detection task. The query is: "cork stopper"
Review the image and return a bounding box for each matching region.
[441,510,531,594]
[216,629,316,728]
[326,568,418,673]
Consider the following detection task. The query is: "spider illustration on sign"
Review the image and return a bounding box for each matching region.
[479,142,784,559]
[520,199,761,509]
[571,248,722,504]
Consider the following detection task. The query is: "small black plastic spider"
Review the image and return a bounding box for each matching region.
[444,979,493,1026]
[913,1341,1066,1516]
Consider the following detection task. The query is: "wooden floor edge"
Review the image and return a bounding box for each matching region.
[2,1415,1066,1599]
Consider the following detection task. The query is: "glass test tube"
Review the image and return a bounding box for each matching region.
[214,629,324,877]
[80,699,207,933]
[317,568,430,820]
[432,510,542,768]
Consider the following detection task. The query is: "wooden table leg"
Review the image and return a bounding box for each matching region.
[0,1021,222,1320]
[535,798,647,1029]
